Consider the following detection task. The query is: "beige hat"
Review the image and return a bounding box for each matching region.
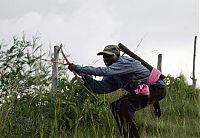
[97,45,120,56]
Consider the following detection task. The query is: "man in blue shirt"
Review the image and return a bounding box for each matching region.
[68,45,166,138]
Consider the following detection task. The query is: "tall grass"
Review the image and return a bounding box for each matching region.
[137,75,200,138]
[0,36,199,138]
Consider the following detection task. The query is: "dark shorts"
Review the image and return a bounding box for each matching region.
[113,84,166,111]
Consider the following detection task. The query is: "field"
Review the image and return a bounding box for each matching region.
[0,36,199,138]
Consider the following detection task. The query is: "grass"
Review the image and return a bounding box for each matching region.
[0,36,199,138]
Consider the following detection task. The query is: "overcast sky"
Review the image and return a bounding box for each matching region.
[0,0,199,85]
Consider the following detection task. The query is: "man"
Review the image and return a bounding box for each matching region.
[68,45,166,138]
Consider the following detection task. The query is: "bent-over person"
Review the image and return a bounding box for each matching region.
[68,45,166,138]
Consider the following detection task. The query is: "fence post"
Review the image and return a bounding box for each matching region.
[150,54,162,115]
[51,45,60,96]
[192,36,197,88]
[157,54,162,71]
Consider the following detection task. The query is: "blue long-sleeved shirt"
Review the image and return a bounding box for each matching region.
[75,56,165,94]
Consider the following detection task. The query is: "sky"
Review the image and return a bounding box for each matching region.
[0,0,199,86]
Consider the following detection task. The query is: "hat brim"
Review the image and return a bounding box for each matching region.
[97,51,115,56]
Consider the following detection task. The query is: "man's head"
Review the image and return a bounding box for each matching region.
[97,45,120,66]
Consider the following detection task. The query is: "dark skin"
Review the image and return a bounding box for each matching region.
[103,54,119,66]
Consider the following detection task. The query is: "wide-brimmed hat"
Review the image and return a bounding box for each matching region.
[97,45,120,56]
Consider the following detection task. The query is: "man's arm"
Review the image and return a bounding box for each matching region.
[82,75,119,94]
[75,58,134,76]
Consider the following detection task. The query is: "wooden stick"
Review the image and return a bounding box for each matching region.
[60,44,96,97]
[60,44,79,78]
[192,36,197,88]
[118,43,166,80]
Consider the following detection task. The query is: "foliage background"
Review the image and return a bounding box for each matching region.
[0,36,199,138]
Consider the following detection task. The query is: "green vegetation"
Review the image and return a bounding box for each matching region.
[0,36,199,138]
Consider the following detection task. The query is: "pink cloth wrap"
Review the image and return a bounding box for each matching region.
[134,68,161,95]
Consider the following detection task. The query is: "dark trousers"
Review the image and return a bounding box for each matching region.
[110,84,166,138]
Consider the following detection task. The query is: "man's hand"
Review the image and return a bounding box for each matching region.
[68,63,77,71]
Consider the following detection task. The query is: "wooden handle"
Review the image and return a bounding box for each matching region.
[118,43,165,79]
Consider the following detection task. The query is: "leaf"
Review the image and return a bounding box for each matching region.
[65,117,74,129]
[33,45,42,54]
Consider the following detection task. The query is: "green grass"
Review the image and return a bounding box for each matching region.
[0,36,199,138]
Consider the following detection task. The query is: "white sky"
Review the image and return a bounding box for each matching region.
[0,0,199,86]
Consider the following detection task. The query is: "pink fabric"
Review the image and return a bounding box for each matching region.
[135,84,150,95]
[147,68,161,85]
[134,68,161,95]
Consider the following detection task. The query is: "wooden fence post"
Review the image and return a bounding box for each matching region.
[157,54,162,71]
[51,45,60,96]
[192,36,197,88]
[150,54,163,116]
